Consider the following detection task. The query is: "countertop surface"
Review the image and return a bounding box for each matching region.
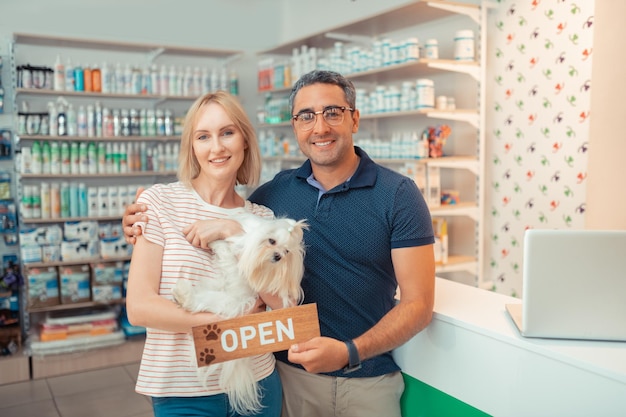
[431,277,626,384]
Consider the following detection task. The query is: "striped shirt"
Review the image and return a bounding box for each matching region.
[133,181,276,397]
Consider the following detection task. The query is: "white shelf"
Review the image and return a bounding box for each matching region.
[20,171,176,179]
[18,134,179,142]
[15,87,199,101]
[21,215,122,224]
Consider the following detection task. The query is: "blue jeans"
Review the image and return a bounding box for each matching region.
[152,368,282,417]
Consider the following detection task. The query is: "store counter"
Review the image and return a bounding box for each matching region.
[393,278,626,417]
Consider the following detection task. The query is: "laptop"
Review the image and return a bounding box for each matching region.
[506,229,626,342]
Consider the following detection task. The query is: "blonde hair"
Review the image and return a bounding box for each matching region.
[177,91,262,187]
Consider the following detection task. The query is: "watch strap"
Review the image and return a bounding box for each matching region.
[343,339,361,373]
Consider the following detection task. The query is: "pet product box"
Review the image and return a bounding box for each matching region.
[59,264,91,304]
[19,225,63,246]
[92,284,122,303]
[20,244,42,263]
[100,236,132,259]
[26,266,59,308]
[61,239,100,261]
[91,261,124,285]
[41,244,62,262]
[64,220,99,242]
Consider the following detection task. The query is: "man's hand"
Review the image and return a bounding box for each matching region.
[287,336,350,374]
[123,187,147,245]
[183,218,242,249]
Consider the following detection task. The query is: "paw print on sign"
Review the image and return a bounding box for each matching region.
[203,324,221,341]
[198,348,216,366]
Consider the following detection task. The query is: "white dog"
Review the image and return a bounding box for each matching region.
[173,212,307,415]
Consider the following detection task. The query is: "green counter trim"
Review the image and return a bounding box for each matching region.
[401,373,491,417]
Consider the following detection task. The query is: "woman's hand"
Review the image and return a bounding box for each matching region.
[183,218,243,249]
[123,187,147,245]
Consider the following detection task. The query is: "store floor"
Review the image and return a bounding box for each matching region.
[0,362,153,417]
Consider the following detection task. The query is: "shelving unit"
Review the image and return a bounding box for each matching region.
[6,33,242,377]
[255,0,488,287]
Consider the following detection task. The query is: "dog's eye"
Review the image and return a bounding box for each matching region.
[268,238,276,245]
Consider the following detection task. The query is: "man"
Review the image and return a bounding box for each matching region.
[123,70,435,417]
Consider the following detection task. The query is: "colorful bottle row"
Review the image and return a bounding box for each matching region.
[20,140,179,175]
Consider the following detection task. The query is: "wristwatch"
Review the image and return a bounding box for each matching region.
[343,339,362,373]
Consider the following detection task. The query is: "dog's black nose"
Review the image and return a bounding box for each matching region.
[272,253,282,262]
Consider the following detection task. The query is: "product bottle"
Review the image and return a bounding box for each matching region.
[48,102,58,136]
[66,103,77,136]
[164,109,173,136]
[31,141,42,174]
[119,142,128,173]
[77,105,87,137]
[102,107,113,137]
[220,67,228,91]
[100,61,111,93]
[50,182,61,219]
[86,104,95,137]
[91,64,102,93]
[183,66,192,96]
[60,182,70,218]
[94,102,103,137]
[97,142,106,173]
[31,185,41,219]
[41,141,51,174]
[150,64,159,95]
[40,182,51,219]
[105,142,113,173]
[115,62,124,94]
[83,64,92,92]
[73,62,84,91]
[79,142,89,174]
[210,67,219,92]
[78,182,88,217]
[139,141,147,171]
[70,141,80,174]
[50,141,60,174]
[193,66,202,96]
[87,141,97,174]
[159,64,169,95]
[60,141,70,174]
[169,65,178,96]
[57,102,67,136]
[229,70,239,95]
[54,54,65,91]
[123,63,132,94]
[65,58,74,91]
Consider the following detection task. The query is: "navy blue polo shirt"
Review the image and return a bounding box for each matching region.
[249,146,434,378]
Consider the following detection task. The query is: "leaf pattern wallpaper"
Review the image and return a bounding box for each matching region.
[485,0,595,297]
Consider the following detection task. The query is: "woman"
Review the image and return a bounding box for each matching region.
[126,91,284,417]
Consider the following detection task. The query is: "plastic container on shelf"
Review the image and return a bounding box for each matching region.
[425,39,439,59]
[416,79,435,109]
[454,30,475,61]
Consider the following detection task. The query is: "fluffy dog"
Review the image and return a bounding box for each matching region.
[173,212,307,415]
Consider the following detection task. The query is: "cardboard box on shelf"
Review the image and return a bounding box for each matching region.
[25,266,59,308]
[59,264,91,304]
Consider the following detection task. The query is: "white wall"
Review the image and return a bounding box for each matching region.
[0,0,281,51]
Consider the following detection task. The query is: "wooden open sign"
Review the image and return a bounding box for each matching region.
[191,303,320,367]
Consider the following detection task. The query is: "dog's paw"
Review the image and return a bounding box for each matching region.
[172,280,193,308]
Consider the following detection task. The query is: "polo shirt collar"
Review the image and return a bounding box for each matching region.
[295,146,377,190]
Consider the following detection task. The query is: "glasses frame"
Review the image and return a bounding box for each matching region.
[292,106,355,131]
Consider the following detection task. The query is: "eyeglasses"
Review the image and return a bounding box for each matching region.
[292,106,354,131]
